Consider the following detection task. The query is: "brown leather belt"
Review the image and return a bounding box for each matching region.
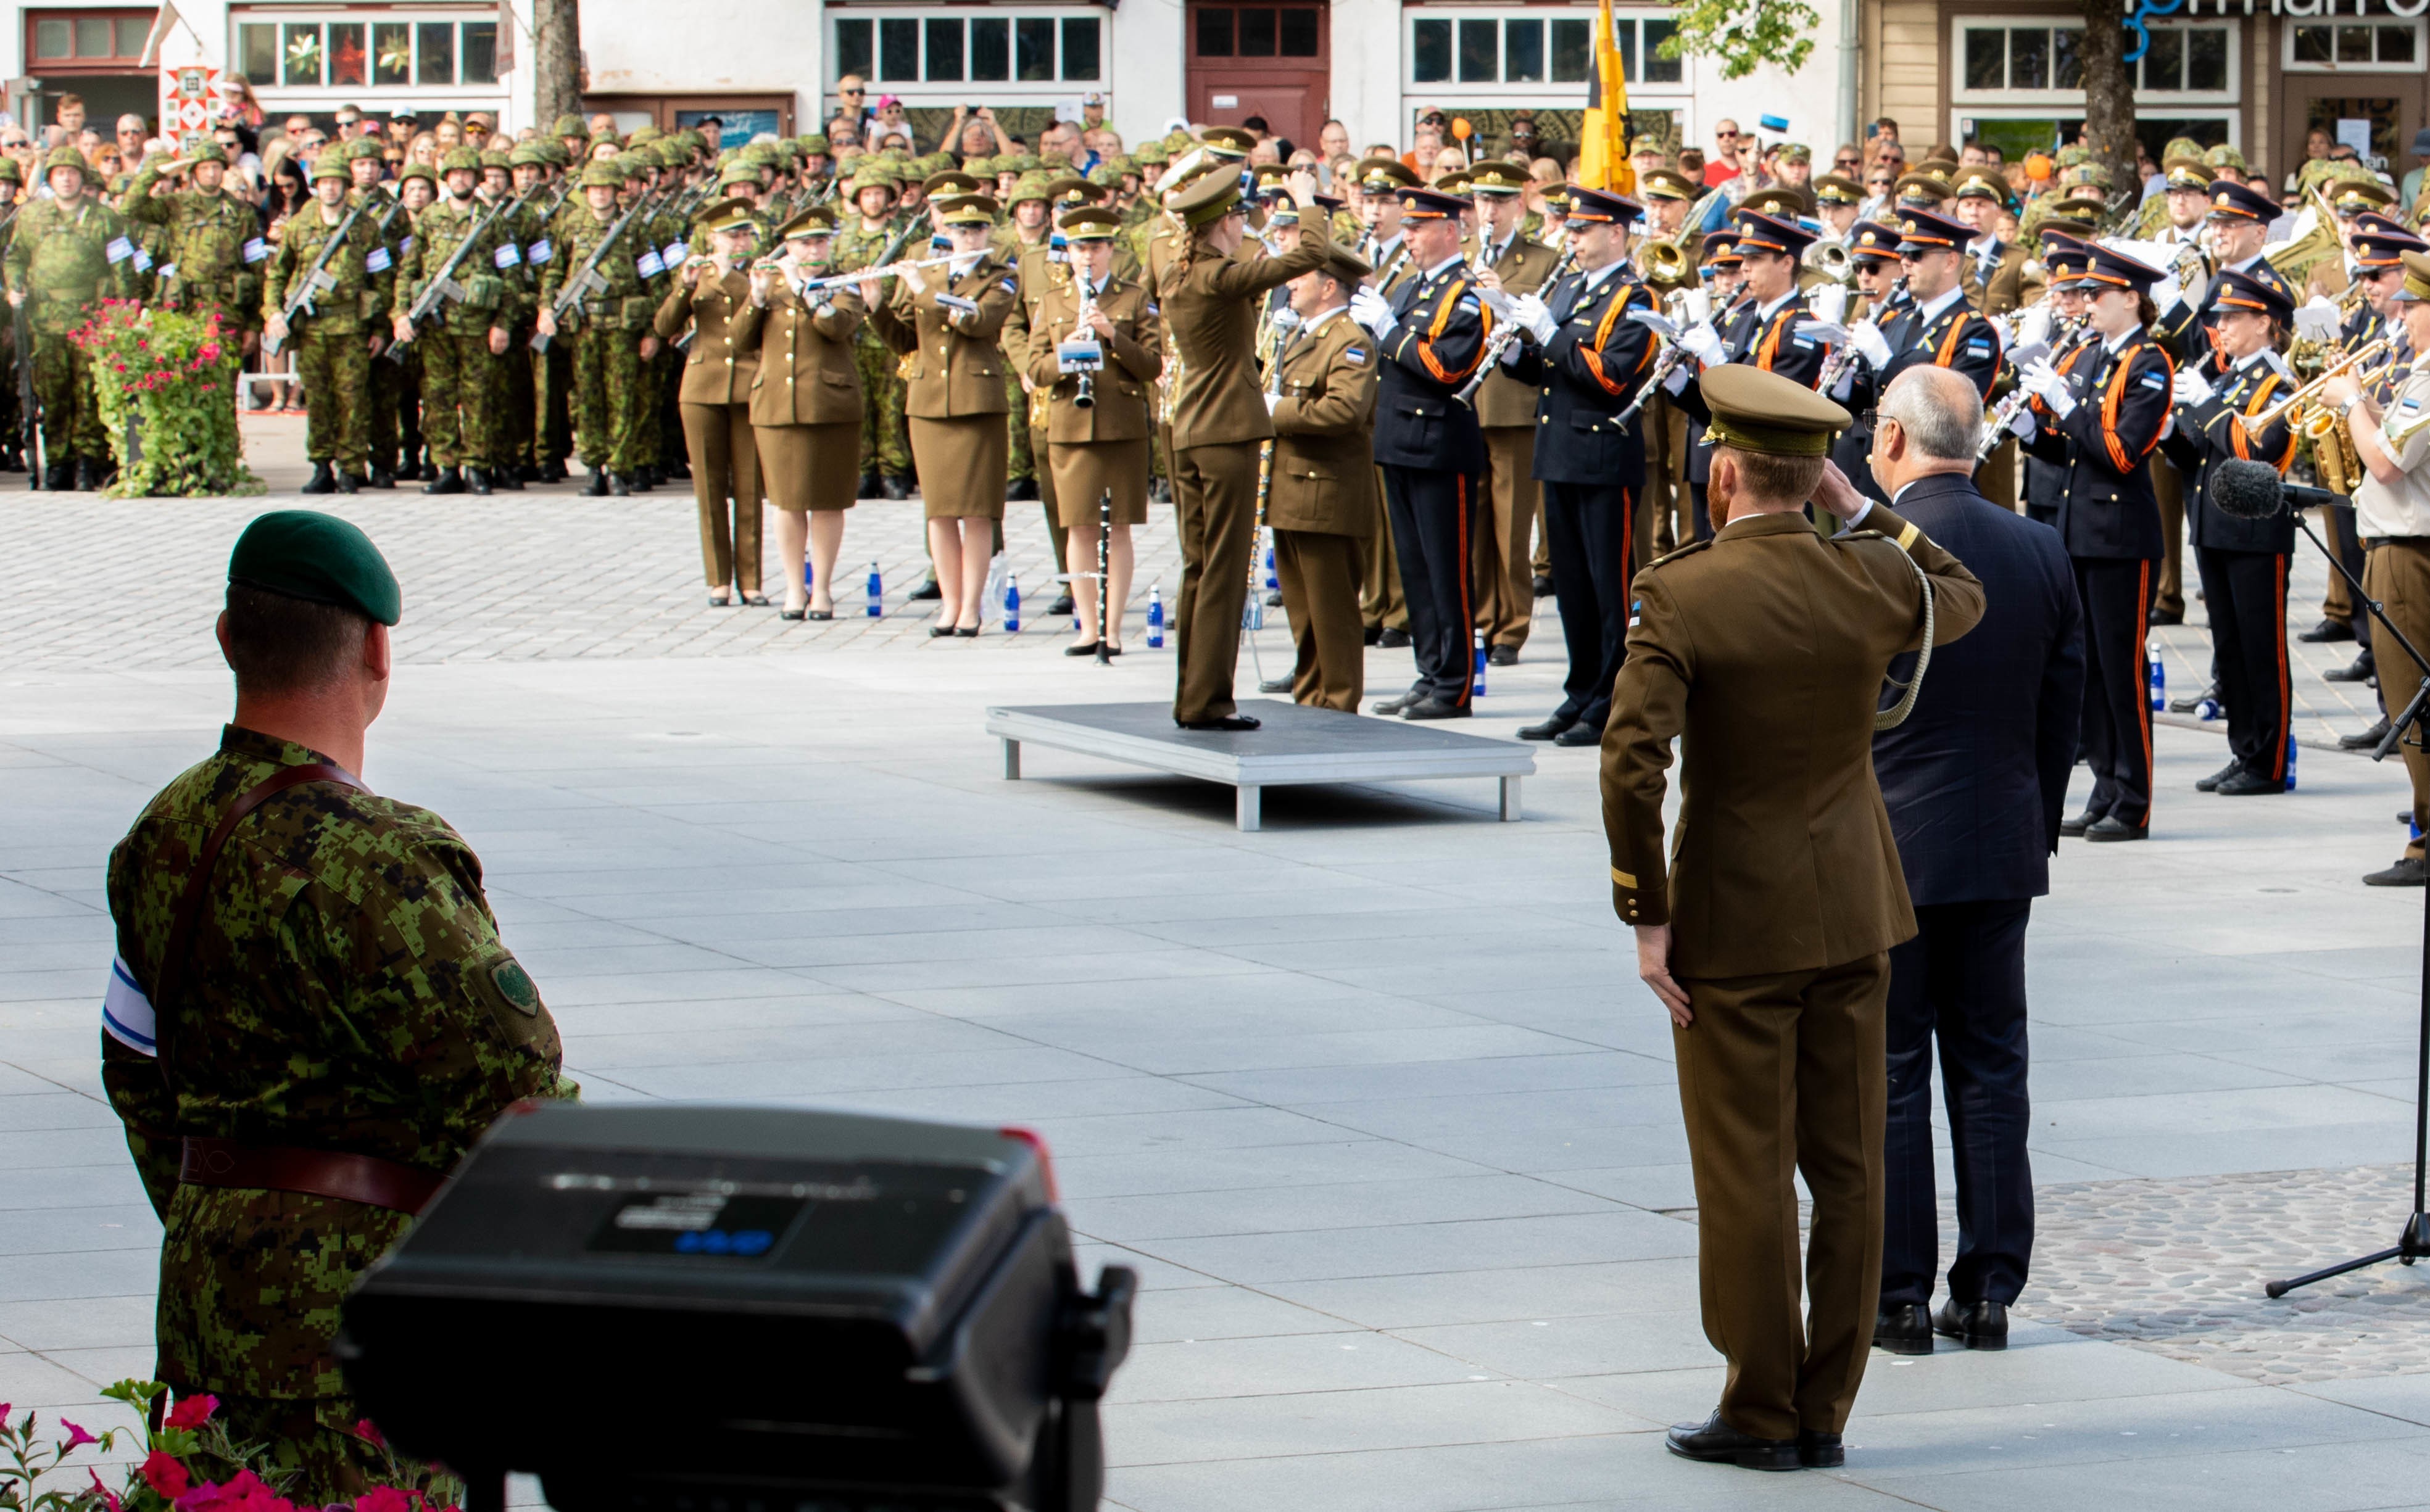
[180,1136,445,1215]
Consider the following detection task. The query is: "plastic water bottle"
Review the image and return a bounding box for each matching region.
[1473,632,1488,697]
[1264,535,1279,594]
[2147,637,2165,711]
[865,560,882,617]
[1147,583,1165,648]
[1004,572,1021,634]
[2286,737,2299,793]
[2197,692,2223,721]
[1242,586,1263,631]
[805,558,814,592]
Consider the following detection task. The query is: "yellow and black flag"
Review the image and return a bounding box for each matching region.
[1578,0,1635,195]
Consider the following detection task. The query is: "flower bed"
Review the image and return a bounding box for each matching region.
[69,303,263,498]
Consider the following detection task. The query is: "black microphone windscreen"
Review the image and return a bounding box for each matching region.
[2211,458,2286,521]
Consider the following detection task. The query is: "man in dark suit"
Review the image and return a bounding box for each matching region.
[1865,365,2085,1355]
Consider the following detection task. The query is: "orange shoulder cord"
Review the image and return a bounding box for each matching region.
[1580,281,1652,395]
[1755,309,1786,373]
[2099,341,2175,473]
[1417,278,1490,385]
[2233,372,2299,473]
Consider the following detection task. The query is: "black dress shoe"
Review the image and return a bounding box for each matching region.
[1873,1303,1932,1355]
[1370,690,1422,716]
[2059,808,2099,838]
[1532,574,1556,598]
[423,467,464,495]
[2344,717,2394,751]
[1517,716,1574,742]
[1404,696,1472,721]
[2217,767,2283,796]
[2325,653,2376,683]
[858,471,881,499]
[1378,627,1412,648]
[2148,607,2183,626]
[806,609,833,621]
[1177,714,1261,731]
[1553,722,1603,746]
[2086,816,2148,842]
[882,474,913,500]
[2196,761,2242,792]
[1487,644,1518,667]
[1798,1430,1844,1469]
[368,466,395,489]
[1065,640,1103,657]
[2366,857,2429,886]
[301,461,336,494]
[929,624,955,637]
[1362,624,1383,647]
[1933,1297,2009,1350]
[465,466,492,496]
[780,607,807,621]
[334,470,360,494]
[1048,592,1076,616]
[1664,1411,1800,1471]
[909,579,942,601]
[2299,618,2357,643]
[1258,677,1293,693]
[2168,682,2216,714]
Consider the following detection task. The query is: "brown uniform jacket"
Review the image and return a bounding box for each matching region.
[730,278,866,426]
[1267,307,1380,537]
[1964,239,2042,318]
[655,268,760,406]
[1468,232,1562,429]
[868,253,1019,418]
[1159,218,1333,450]
[1024,273,1163,443]
[1600,503,1987,978]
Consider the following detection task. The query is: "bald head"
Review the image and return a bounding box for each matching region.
[1872,365,1981,496]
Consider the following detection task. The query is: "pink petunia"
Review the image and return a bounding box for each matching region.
[354,1488,412,1512]
[90,1469,126,1511]
[144,1451,193,1498]
[165,1393,218,1431]
[60,1419,99,1451]
[352,1419,383,1449]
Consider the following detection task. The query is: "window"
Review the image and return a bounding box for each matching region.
[28,10,152,67]
[1411,7,1677,89]
[1957,19,2231,99]
[833,10,1107,88]
[2287,19,2423,68]
[232,12,507,91]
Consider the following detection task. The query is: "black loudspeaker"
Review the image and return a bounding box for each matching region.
[339,1104,1135,1512]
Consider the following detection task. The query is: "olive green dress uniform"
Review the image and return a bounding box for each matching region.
[1024,265,1163,527]
[996,222,1053,496]
[730,273,866,516]
[1267,295,1380,711]
[1006,233,1075,556]
[263,179,394,477]
[1600,373,1988,1448]
[658,265,771,590]
[868,250,1021,520]
[3,154,139,476]
[1467,225,1560,653]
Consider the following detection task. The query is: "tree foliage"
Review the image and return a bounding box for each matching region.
[1656,0,1821,80]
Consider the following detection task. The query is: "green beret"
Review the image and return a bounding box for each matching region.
[552,114,587,138]
[43,146,89,176]
[438,146,482,175]
[309,152,349,183]
[228,511,402,627]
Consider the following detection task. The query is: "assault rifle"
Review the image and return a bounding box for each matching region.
[530,199,644,353]
[262,199,366,357]
[386,194,515,362]
[12,295,39,490]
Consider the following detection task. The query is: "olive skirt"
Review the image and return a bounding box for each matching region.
[909,413,1008,520]
[755,421,860,513]
[1050,437,1151,529]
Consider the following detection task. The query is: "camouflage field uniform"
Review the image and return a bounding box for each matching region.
[357,187,416,477]
[3,184,137,468]
[123,163,263,339]
[832,214,913,483]
[481,183,541,479]
[541,200,653,476]
[393,191,514,470]
[102,726,574,1504]
[265,200,391,472]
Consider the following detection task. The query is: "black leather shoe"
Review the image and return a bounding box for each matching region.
[1006,477,1037,502]
[368,466,395,489]
[1064,640,1103,658]
[2196,761,2242,793]
[1933,1297,2009,1350]
[2344,717,2394,751]
[1873,1303,1932,1355]
[582,468,609,497]
[1532,574,1556,598]
[75,458,103,491]
[1177,714,1262,731]
[2366,857,2429,886]
[1048,592,1076,616]
[858,471,881,499]
[1371,690,1422,716]
[2217,767,2283,796]
[1487,644,1518,667]
[1378,627,1412,648]
[1552,722,1602,746]
[628,469,654,492]
[301,462,336,494]
[909,579,942,601]
[2148,606,2184,626]
[334,470,359,494]
[1404,697,1472,721]
[2168,681,2216,714]
[466,466,492,496]
[2059,808,2099,837]
[1797,1430,1844,1469]
[882,474,913,500]
[1362,625,1383,647]
[2299,618,2357,643]
[423,467,464,495]
[1517,716,1574,742]
[2085,816,2148,841]
[609,473,631,497]
[2325,653,2376,684]
[1664,1411,1800,1471]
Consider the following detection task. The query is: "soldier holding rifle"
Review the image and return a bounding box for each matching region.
[264,154,391,495]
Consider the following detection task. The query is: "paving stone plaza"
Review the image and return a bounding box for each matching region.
[10,418,2430,1510]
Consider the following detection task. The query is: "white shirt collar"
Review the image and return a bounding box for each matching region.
[1918,283,1968,324]
[1304,303,1350,335]
[1757,288,1798,320]
[2102,325,2138,355]
[1582,258,1626,289]
[1425,254,1466,281]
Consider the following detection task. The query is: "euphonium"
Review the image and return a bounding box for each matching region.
[1638,237,1696,292]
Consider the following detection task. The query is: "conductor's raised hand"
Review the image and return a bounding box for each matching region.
[1283,168,1318,209]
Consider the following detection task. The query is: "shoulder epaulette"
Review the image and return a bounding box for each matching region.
[1647,538,1714,568]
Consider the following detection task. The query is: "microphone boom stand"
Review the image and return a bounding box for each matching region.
[2267,495,2430,1297]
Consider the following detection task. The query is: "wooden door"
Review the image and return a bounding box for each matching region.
[2282,76,2427,195]
[1186,1,1328,147]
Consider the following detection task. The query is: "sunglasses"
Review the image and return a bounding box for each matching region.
[840,88,865,96]
[1715,130,1740,139]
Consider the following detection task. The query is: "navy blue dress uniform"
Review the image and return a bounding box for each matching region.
[2153,181,2297,365]
[1505,188,1659,746]
[1369,187,1494,719]
[2160,269,2300,795]
[2021,233,2097,530]
[1870,468,2084,1353]
[1675,213,1833,534]
[2022,244,2176,841]
[1833,210,2005,504]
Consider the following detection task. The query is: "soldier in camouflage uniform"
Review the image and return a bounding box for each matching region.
[264,154,393,493]
[124,139,265,379]
[995,173,1055,504]
[472,149,534,490]
[539,160,660,494]
[526,143,576,481]
[834,167,913,498]
[391,147,517,495]
[102,510,574,1506]
[346,139,409,487]
[4,146,138,489]
[110,174,169,302]
[0,156,23,473]
[381,164,437,481]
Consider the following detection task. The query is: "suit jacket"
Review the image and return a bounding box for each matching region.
[868,254,1019,419]
[1267,307,1380,536]
[1373,257,1491,473]
[655,268,759,407]
[2162,350,2297,554]
[1508,265,1657,486]
[1467,231,1562,429]
[729,279,865,426]
[1602,503,1987,977]
[1158,221,1332,450]
[1870,473,2085,905]
[1023,273,1162,443]
[2024,328,2175,560]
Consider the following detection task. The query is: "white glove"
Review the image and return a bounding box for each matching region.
[1350,285,1395,339]
[1849,318,1893,370]
[1680,288,1712,325]
[1678,321,1725,366]
[2006,404,2037,440]
[2014,304,2052,352]
[2172,369,2215,408]
[2021,358,2076,418]
[1513,293,1556,345]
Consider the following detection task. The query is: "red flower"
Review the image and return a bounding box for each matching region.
[165,1393,218,1430]
[352,1419,384,1449]
[199,343,222,363]
[355,1489,412,1512]
[89,1469,126,1512]
[144,1451,193,1498]
[61,1419,99,1451]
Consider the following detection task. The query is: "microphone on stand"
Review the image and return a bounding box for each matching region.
[2207,458,2341,519]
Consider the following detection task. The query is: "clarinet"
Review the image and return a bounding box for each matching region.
[1455,244,1578,407]
[1072,278,1099,410]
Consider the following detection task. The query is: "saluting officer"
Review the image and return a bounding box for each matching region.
[2015,244,2176,842]
[1465,160,1562,667]
[1353,184,1493,720]
[2162,268,2299,797]
[1506,185,1657,748]
[1833,209,2004,505]
[656,197,768,608]
[1267,243,1382,710]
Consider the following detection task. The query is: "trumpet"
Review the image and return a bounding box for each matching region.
[2244,337,2390,432]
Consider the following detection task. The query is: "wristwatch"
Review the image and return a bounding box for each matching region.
[2342,394,2368,421]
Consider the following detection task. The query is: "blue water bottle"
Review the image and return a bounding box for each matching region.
[2146,637,2164,711]
[805,558,814,592]
[1264,535,1279,593]
[1147,582,1165,648]
[866,560,882,617]
[1004,572,1021,634]
[2286,735,2299,792]
[2198,690,2223,721]
[1473,632,1488,696]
